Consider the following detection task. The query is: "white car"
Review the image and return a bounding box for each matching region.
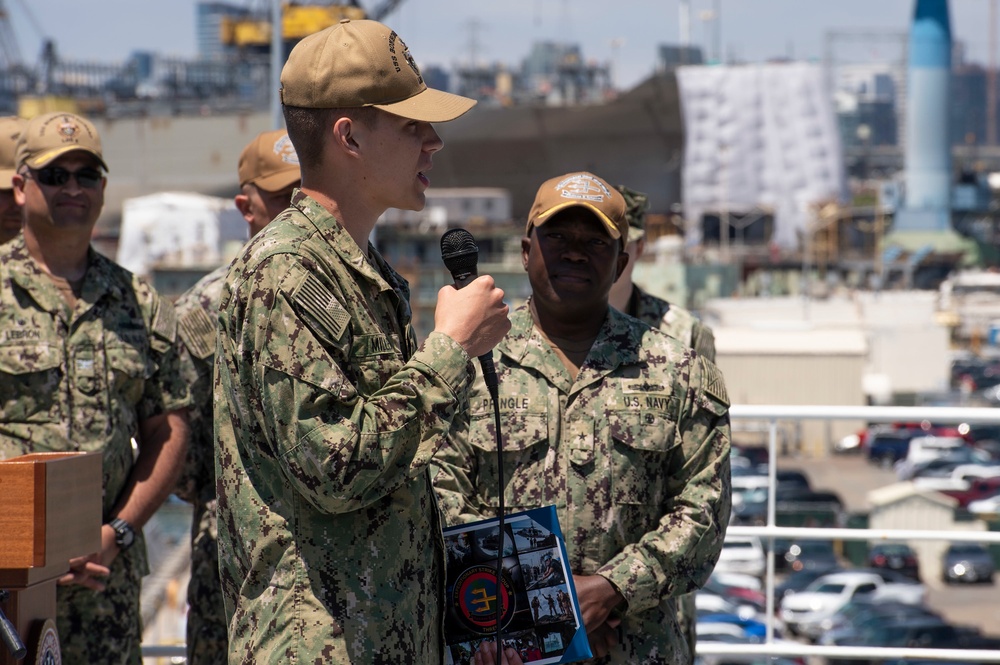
[713,536,766,578]
[968,492,1000,516]
[778,570,925,640]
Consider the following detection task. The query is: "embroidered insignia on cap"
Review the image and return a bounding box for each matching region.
[556,173,610,203]
[58,117,79,140]
[402,42,423,84]
[272,135,299,165]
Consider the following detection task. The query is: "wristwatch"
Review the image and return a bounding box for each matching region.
[109,517,135,551]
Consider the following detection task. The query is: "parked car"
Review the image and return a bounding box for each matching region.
[702,574,765,613]
[867,543,920,581]
[854,567,926,596]
[731,486,768,526]
[696,613,770,641]
[733,444,770,468]
[775,468,811,490]
[942,543,995,584]
[894,436,966,479]
[942,476,1000,508]
[818,597,940,639]
[714,536,766,578]
[867,430,918,468]
[967,491,1000,516]
[826,617,961,664]
[774,566,843,602]
[779,570,925,640]
[780,540,839,573]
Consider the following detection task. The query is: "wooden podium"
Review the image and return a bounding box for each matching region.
[0,452,102,664]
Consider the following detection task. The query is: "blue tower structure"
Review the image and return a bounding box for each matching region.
[897,0,952,232]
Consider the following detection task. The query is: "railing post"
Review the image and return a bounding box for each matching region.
[765,417,778,643]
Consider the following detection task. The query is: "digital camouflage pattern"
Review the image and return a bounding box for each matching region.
[629,285,716,362]
[628,284,717,659]
[174,264,229,664]
[433,304,732,665]
[0,235,190,664]
[214,190,477,664]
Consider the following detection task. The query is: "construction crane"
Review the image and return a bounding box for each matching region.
[0,0,21,70]
[220,1,406,51]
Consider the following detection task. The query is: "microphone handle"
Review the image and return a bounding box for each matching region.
[0,613,25,660]
[450,269,500,401]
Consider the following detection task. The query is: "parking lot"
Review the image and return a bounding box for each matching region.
[776,450,1000,638]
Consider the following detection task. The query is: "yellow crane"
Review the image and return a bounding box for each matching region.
[220,1,404,50]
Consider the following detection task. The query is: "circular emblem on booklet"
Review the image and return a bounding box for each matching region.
[35,619,61,665]
[453,564,516,634]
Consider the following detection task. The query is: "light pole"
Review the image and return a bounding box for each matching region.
[270,0,283,129]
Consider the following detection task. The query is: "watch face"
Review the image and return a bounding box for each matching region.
[112,520,134,548]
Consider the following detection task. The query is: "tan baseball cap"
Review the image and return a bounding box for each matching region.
[280,19,476,122]
[238,129,301,191]
[527,172,628,244]
[0,116,26,189]
[615,185,650,242]
[15,112,108,172]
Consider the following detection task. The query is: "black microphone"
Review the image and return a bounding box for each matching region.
[440,228,499,402]
[441,228,507,652]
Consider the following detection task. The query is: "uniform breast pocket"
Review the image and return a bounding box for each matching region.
[0,343,63,423]
[471,411,549,509]
[106,344,152,406]
[609,410,676,506]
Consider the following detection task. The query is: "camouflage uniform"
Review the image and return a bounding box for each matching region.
[0,236,190,665]
[433,304,732,665]
[627,285,716,361]
[626,283,716,660]
[214,190,476,664]
[174,265,229,664]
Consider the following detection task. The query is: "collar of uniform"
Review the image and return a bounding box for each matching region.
[290,189,399,296]
[5,237,126,313]
[501,304,643,372]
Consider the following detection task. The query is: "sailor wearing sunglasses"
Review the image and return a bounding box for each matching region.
[0,111,192,664]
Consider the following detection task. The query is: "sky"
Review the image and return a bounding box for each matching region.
[8,0,999,89]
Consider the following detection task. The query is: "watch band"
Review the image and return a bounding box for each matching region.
[109,517,135,550]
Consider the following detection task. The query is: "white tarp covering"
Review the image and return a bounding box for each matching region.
[116,192,246,276]
[677,63,846,247]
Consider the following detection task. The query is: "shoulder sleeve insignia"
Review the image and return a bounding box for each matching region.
[699,355,729,406]
[292,273,350,341]
[178,305,216,360]
[151,298,178,343]
[694,324,717,363]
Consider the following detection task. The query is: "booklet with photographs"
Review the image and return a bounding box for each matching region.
[442,506,592,665]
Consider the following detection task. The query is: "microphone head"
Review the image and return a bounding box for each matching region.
[441,228,479,274]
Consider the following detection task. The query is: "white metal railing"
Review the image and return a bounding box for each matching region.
[697,404,1000,663]
[140,405,1000,662]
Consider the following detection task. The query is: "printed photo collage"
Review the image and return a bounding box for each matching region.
[443,512,585,665]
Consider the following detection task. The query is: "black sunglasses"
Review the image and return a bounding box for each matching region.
[27,166,103,189]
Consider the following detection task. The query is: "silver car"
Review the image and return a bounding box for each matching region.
[942,543,995,584]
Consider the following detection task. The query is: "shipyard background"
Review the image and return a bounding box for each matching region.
[5,0,1000,661]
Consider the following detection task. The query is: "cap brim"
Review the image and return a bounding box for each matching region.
[25,146,109,172]
[373,87,477,123]
[532,202,623,239]
[251,167,301,192]
[0,167,14,189]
